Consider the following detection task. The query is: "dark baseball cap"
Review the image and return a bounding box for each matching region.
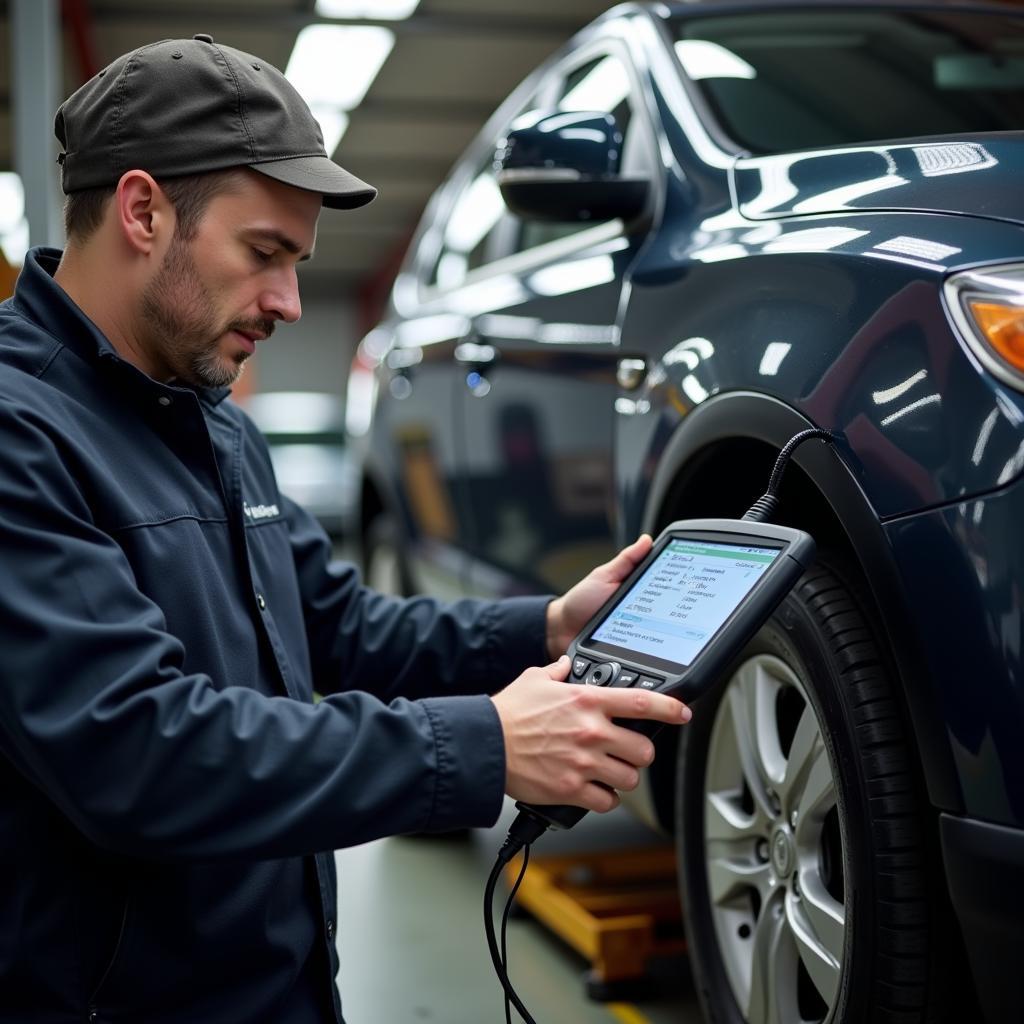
[54,33,376,210]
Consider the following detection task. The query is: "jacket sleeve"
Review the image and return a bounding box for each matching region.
[0,401,513,859]
[282,493,554,703]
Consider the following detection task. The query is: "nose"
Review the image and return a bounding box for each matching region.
[261,267,302,324]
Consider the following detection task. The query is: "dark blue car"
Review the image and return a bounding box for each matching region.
[348,3,1024,1021]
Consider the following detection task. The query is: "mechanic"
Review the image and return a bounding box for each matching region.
[0,36,691,1023]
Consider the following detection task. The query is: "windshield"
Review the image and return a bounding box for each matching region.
[670,7,1024,154]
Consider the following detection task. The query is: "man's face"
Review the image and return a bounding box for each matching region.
[139,170,320,388]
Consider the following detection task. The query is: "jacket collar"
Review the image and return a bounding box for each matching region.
[15,246,232,407]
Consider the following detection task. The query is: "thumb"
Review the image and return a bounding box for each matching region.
[545,655,572,680]
[601,533,653,582]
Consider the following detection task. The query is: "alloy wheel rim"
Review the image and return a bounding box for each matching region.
[703,654,847,1024]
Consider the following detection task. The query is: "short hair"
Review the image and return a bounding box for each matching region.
[63,168,247,243]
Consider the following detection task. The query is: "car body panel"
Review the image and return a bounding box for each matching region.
[886,475,1024,826]
[734,136,1024,224]
[620,208,1024,524]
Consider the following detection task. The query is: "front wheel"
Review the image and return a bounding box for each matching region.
[676,563,937,1024]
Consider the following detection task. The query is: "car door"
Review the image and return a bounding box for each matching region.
[455,45,660,596]
[375,87,551,597]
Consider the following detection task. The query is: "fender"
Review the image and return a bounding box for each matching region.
[638,390,963,815]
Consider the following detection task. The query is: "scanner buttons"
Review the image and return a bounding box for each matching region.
[585,662,620,686]
[571,657,663,691]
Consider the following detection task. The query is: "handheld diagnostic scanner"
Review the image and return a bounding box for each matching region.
[516,518,815,833]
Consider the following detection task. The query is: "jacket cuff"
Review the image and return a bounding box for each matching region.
[419,694,506,831]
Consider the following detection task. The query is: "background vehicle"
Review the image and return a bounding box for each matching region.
[246,390,357,540]
[348,3,1024,1021]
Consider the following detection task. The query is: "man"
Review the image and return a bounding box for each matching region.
[0,36,689,1023]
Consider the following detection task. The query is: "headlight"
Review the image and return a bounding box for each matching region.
[945,264,1024,391]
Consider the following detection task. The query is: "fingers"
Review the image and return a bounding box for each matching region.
[580,684,692,725]
[596,754,643,792]
[579,782,621,814]
[576,756,644,812]
[496,656,693,812]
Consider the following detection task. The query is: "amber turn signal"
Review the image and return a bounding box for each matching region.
[968,300,1024,373]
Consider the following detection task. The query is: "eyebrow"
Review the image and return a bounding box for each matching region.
[247,229,315,262]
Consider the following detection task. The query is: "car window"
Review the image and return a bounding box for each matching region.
[429,159,514,290]
[427,96,550,290]
[671,8,1024,154]
[516,53,638,252]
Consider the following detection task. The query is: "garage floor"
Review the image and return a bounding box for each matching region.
[334,799,705,1024]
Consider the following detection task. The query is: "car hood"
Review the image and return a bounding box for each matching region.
[732,134,1024,225]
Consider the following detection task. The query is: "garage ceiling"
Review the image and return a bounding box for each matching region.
[0,0,614,312]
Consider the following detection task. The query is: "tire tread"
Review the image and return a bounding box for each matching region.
[798,566,930,1023]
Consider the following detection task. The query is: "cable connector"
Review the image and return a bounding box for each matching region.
[742,428,836,523]
[741,493,780,523]
[496,808,550,865]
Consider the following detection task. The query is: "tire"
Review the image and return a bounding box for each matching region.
[676,562,935,1024]
[363,512,411,597]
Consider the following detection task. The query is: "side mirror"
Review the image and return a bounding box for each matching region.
[495,110,649,224]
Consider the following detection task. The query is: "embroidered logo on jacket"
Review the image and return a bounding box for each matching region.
[243,501,280,521]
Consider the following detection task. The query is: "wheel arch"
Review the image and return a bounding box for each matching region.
[636,391,962,832]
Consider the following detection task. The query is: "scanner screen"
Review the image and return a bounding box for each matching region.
[590,539,780,668]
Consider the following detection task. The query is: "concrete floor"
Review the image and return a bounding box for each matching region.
[334,799,705,1024]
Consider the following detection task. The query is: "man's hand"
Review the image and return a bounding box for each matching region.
[545,534,653,661]
[490,656,692,812]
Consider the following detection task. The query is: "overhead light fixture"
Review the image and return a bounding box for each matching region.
[0,173,29,264]
[285,24,394,151]
[287,25,393,108]
[315,0,420,18]
[310,109,350,159]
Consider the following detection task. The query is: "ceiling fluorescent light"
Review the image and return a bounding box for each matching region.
[286,25,394,110]
[0,173,29,264]
[311,108,350,158]
[316,0,420,17]
[0,173,25,233]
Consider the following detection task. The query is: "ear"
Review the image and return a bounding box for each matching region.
[113,170,175,256]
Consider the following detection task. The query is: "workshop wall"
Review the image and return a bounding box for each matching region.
[253,290,360,398]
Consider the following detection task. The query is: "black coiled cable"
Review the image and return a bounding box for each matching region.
[742,428,836,522]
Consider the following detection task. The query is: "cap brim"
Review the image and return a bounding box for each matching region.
[251,155,377,210]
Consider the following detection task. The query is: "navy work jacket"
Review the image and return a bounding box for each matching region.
[0,249,549,1022]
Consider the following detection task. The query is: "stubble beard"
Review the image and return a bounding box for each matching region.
[140,236,274,389]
